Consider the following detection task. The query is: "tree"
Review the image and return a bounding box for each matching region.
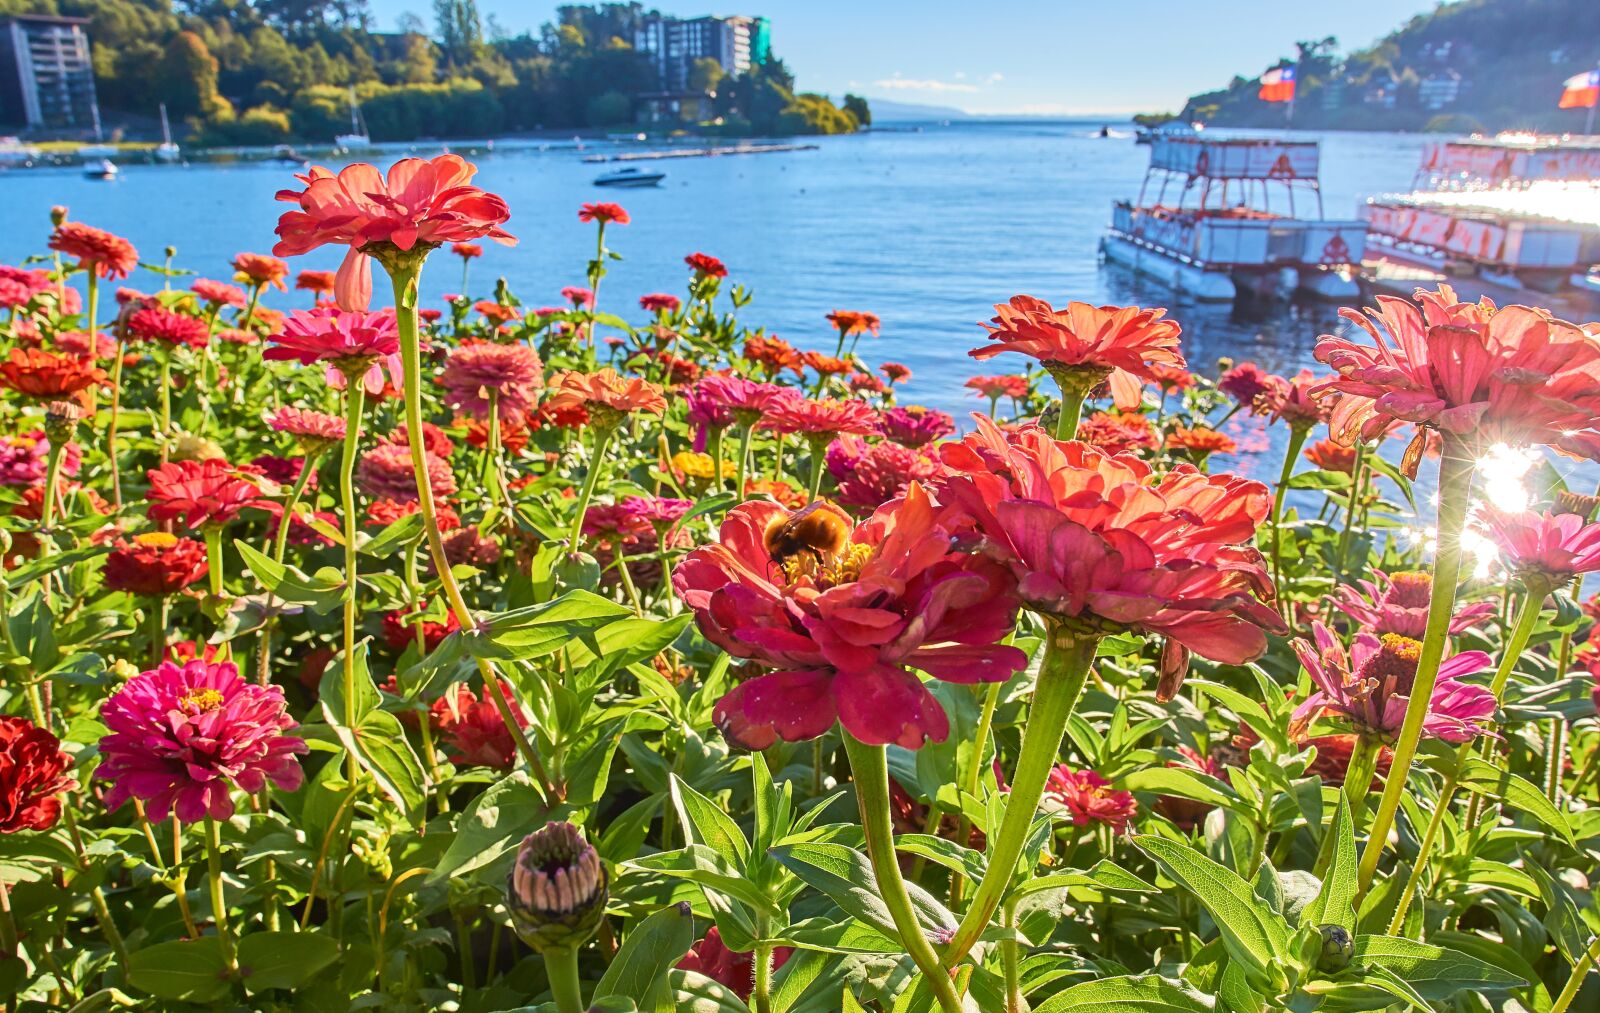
[155,31,224,120]
[434,0,483,68]
[843,93,870,127]
[688,57,723,96]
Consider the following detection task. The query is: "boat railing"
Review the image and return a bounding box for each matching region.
[1362,201,1587,270]
[1113,202,1366,268]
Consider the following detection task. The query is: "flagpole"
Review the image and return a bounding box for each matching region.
[1286,61,1298,126]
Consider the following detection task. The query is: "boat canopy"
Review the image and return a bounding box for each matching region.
[1148,138,1320,180]
[1415,139,1600,190]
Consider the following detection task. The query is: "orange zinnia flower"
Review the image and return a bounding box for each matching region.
[0,349,108,406]
[544,368,666,425]
[295,270,336,295]
[1165,425,1237,460]
[971,296,1184,410]
[232,253,290,291]
[826,310,881,337]
[1304,438,1357,474]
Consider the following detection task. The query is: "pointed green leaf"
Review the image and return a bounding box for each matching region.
[1302,793,1356,933]
[1132,835,1290,982]
[1031,973,1215,1012]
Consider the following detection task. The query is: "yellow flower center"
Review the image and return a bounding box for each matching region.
[178,688,225,711]
[781,541,873,590]
[134,532,180,549]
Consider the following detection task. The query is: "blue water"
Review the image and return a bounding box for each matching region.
[0,122,1430,471]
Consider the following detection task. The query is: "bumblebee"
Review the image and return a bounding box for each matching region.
[763,500,853,568]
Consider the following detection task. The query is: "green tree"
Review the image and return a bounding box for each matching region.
[155,30,225,120]
[842,93,870,127]
[688,56,723,96]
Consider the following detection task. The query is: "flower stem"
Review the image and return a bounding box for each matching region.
[543,946,584,1013]
[1356,437,1474,896]
[567,426,615,551]
[841,734,964,1013]
[942,626,1098,968]
[806,438,827,500]
[204,526,225,599]
[158,349,173,464]
[950,681,1002,907]
[258,451,322,684]
[204,816,236,971]
[387,263,548,786]
[735,423,754,500]
[1553,933,1600,1013]
[751,913,775,1013]
[1270,425,1311,611]
[338,381,367,782]
[1333,441,1368,583]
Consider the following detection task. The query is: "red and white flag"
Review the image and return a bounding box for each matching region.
[1559,70,1600,109]
[1259,66,1296,104]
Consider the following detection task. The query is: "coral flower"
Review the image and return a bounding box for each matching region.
[452,242,483,259]
[1314,285,1600,461]
[146,459,262,529]
[544,368,666,425]
[128,306,210,348]
[971,296,1184,410]
[674,484,1027,749]
[677,928,793,1002]
[826,435,942,509]
[640,293,680,313]
[0,716,76,833]
[273,154,516,310]
[439,340,543,421]
[191,279,247,308]
[1304,439,1358,474]
[475,300,521,325]
[1290,623,1494,744]
[359,441,456,503]
[103,531,210,596]
[1164,425,1237,461]
[827,310,881,337]
[295,270,336,295]
[879,405,955,448]
[744,335,802,375]
[368,497,460,531]
[1219,361,1274,407]
[802,350,853,377]
[1147,362,1195,391]
[1260,369,1329,429]
[936,417,1285,675]
[685,252,727,278]
[0,348,107,405]
[965,374,1030,401]
[1329,569,1494,640]
[269,405,347,453]
[382,421,456,459]
[1483,508,1600,588]
[232,253,290,291]
[578,202,629,225]
[97,658,307,823]
[430,678,528,769]
[762,396,879,439]
[48,222,139,279]
[560,286,594,309]
[881,362,911,383]
[1077,411,1159,456]
[1043,766,1138,834]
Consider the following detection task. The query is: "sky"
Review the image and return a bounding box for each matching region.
[367,0,1442,115]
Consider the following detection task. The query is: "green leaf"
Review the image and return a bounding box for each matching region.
[469,590,632,660]
[1012,860,1155,898]
[894,834,986,884]
[1031,973,1215,1012]
[671,775,751,868]
[592,902,697,1011]
[1132,835,1290,985]
[430,770,565,883]
[670,970,752,1012]
[631,844,778,915]
[318,643,429,828]
[1352,936,1526,998]
[235,539,346,613]
[1302,793,1356,933]
[1458,758,1575,846]
[126,937,232,1003]
[768,841,955,945]
[359,512,426,557]
[0,544,108,591]
[237,930,339,992]
[1118,767,1238,811]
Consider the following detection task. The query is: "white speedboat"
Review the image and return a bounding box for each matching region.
[85,158,118,180]
[594,166,665,188]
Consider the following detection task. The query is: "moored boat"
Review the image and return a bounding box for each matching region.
[1100,136,1366,302]
[84,158,118,180]
[594,166,665,188]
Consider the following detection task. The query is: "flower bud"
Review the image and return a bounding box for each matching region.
[1316,924,1354,972]
[50,205,67,226]
[507,821,607,953]
[43,400,85,444]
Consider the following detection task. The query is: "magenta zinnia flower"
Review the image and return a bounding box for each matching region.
[438,340,543,422]
[826,435,941,509]
[97,658,307,823]
[1043,766,1138,834]
[762,397,878,440]
[0,429,78,486]
[265,307,402,393]
[358,441,456,503]
[269,405,347,453]
[674,484,1027,749]
[1483,508,1600,588]
[879,405,955,448]
[1328,569,1494,640]
[1290,623,1494,745]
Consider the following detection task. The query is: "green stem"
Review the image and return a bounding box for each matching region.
[204,526,225,599]
[735,423,754,500]
[204,816,236,970]
[1551,933,1600,1013]
[1356,437,1474,896]
[543,946,584,1013]
[339,382,367,782]
[1463,585,1550,830]
[1054,378,1086,440]
[567,426,616,550]
[841,735,964,1013]
[950,681,1002,906]
[1333,442,1368,583]
[1546,717,1568,804]
[1002,896,1023,1013]
[1386,763,1459,936]
[806,437,826,500]
[752,913,774,1013]
[272,453,321,565]
[708,426,726,492]
[1270,425,1311,609]
[942,626,1099,968]
[158,350,173,464]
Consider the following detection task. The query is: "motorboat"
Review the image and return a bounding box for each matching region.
[272,145,308,165]
[594,166,665,188]
[85,158,118,180]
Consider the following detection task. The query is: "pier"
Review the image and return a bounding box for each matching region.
[581,142,819,163]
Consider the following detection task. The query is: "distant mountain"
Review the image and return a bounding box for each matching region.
[866,99,973,122]
[1178,0,1600,133]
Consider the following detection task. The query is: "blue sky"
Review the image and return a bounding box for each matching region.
[367,0,1440,114]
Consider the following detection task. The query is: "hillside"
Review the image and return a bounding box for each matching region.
[1177,0,1600,133]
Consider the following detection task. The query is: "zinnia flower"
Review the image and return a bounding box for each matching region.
[1078,411,1159,456]
[879,405,954,448]
[384,601,462,652]
[476,300,521,326]
[439,340,543,421]
[452,242,483,259]
[971,296,1184,410]
[1043,766,1138,834]
[430,678,529,769]
[0,348,107,405]
[936,417,1285,680]
[826,435,941,509]
[146,459,261,529]
[640,293,680,313]
[1290,623,1494,744]
[97,658,307,823]
[191,279,246,308]
[675,484,1027,749]
[127,306,210,348]
[1329,569,1494,640]
[1483,508,1600,589]
[265,307,401,393]
[827,310,881,337]
[578,202,629,225]
[359,442,456,503]
[544,368,666,426]
[232,253,289,291]
[48,222,138,279]
[1164,425,1237,462]
[560,286,593,309]
[0,716,76,833]
[269,405,346,454]
[762,397,878,440]
[103,531,209,595]
[1315,285,1600,464]
[677,928,793,1002]
[965,374,1030,401]
[1304,439,1357,474]
[273,155,516,310]
[882,362,911,383]
[0,429,78,486]
[295,270,335,295]
[685,252,727,278]
[1260,369,1328,429]
[744,335,801,375]
[1219,361,1274,407]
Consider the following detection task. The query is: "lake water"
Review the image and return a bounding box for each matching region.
[0,121,1434,477]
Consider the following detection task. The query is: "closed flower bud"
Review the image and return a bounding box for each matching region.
[507,821,608,953]
[1316,924,1354,972]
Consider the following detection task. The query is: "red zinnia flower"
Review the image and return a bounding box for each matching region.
[452,242,483,259]
[1147,362,1195,391]
[640,293,680,313]
[368,497,460,531]
[971,297,1184,410]
[685,252,727,278]
[295,270,336,295]
[273,155,516,310]
[128,307,210,349]
[801,350,853,377]
[439,340,543,421]
[97,658,307,823]
[826,310,881,337]
[232,253,289,291]
[430,678,528,769]
[677,927,793,1002]
[381,420,456,459]
[762,397,878,439]
[383,601,461,652]
[1077,411,1159,456]
[881,362,911,383]
[103,531,210,596]
[1043,766,1138,834]
[578,202,629,225]
[0,716,76,833]
[475,300,521,325]
[0,348,107,405]
[146,459,262,529]
[675,484,1028,749]
[1219,361,1274,407]
[560,286,594,308]
[48,222,139,279]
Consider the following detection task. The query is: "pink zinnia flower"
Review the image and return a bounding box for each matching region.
[97,659,307,823]
[936,417,1285,684]
[1290,623,1494,744]
[0,429,78,486]
[1260,369,1329,429]
[438,340,543,421]
[191,279,247,308]
[1315,285,1600,464]
[674,484,1027,749]
[1043,766,1138,834]
[826,435,941,509]
[127,307,210,349]
[971,296,1184,410]
[1483,508,1600,588]
[265,307,402,394]
[358,441,456,503]
[640,293,680,313]
[762,397,879,440]
[48,222,138,279]
[1329,569,1494,640]
[1219,361,1274,407]
[878,405,954,448]
[965,374,1030,401]
[146,459,261,529]
[560,286,594,308]
[269,405,347,453]
[273,155,516,310]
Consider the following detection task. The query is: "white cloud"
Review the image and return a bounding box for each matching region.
[872,77,980,93]
[985,72,1004,84]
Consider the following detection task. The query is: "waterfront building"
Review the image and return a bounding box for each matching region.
[1419,70,1462,111]
[0,14,100,133]
[633,14,769,93]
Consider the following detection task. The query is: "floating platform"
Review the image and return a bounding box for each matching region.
[581,143,819,163]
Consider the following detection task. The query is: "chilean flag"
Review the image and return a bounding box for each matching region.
[1560,70,1600,109]
[1259,66,1296,103]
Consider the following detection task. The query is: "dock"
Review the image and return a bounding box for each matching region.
[581,143,818,163]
